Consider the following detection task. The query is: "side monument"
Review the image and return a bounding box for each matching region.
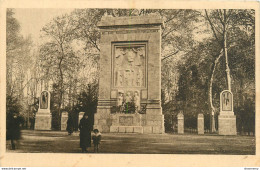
[218,90,236,135]
[94,15,165,134]
[35,91,52,130]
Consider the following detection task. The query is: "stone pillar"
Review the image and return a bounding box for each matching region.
[61,111,68,131]
[35,91,52,130]
[177,113,184,134]
[218,90,237,135]
[95,15,165,133]
[197,114,204,135]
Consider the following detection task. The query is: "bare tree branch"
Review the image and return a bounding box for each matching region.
[205,10,221,43]
[161,50,179,61]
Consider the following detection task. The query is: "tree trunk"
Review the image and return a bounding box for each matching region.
[58,43,65,130]
[209,49,223,132]
[223,30,231,91]
[223,9,232,91]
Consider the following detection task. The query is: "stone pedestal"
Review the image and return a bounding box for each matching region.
[218,114,236,135]
[61,111,68,131]
[177,113,184,134]
[35,91,52,130]
[197,114,204,135]
[144,103,165,134]
[218,90,237,135]
[34,110,52,130]
[94,15,165,133]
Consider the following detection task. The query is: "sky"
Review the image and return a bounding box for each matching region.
[12,8,210,47]
[14,8,74,42]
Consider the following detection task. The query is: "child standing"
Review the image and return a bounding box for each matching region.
[92,129,101,153]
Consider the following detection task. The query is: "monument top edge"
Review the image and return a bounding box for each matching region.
[97,15,164,28]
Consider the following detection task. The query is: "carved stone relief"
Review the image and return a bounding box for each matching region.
[40,91,48,109]
[114,46,145,88]
[134,91,141,113]
[114,90,142,114]
[221,91,233,111]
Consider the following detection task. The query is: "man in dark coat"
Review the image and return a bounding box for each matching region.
[79,113,92,153]
[66,114,74,135]
[6,113,22,150]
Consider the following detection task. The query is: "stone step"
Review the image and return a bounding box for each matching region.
[110,126,143,133]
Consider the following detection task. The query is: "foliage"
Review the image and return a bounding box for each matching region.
[6,9,33,129]
[173,9,255,133]
[71,83,98,127]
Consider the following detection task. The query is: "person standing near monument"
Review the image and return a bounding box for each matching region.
[92,129,101,153]
[79,113,92,153]
[6,113,22,150]
[66,114,74,135]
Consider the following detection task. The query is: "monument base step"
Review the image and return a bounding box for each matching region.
[35,112,52,130]
[218,115,237,135]
[110,126,143,133]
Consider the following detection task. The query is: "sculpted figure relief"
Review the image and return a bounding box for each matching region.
[117,92,124,113]
[132,47,144,66]
[114,46,145,87]
[116,70,123,86]
[125,92,132,103]
[40,91,48,109]
[124,69,134,86]
[115,48,125,66]
[126,49,135,64]
[134,91,140,113]
[136,69,143,87]
[222,91,232,111]
[115,91,141,114]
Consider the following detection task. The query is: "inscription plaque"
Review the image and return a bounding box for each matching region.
[119,116,134,126]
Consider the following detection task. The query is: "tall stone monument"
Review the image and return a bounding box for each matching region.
[94,15,165,133]
[35,91,52,130]
[218,90,236,135]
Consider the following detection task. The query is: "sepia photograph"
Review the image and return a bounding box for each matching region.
[0,0,259,167]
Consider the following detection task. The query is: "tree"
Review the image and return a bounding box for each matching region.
[203,9,255,132]
[72,83,98,128]
[6,9,33,128]
[172,9,255,133]
[40,14,80,129]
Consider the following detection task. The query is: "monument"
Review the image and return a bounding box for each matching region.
[35,91,52,130]
[218,90,236,135]
[94,15,165,133]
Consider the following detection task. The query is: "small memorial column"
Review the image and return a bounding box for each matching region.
[61,111,68,131]
[177,112,184,134]
[197,114,204,135]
